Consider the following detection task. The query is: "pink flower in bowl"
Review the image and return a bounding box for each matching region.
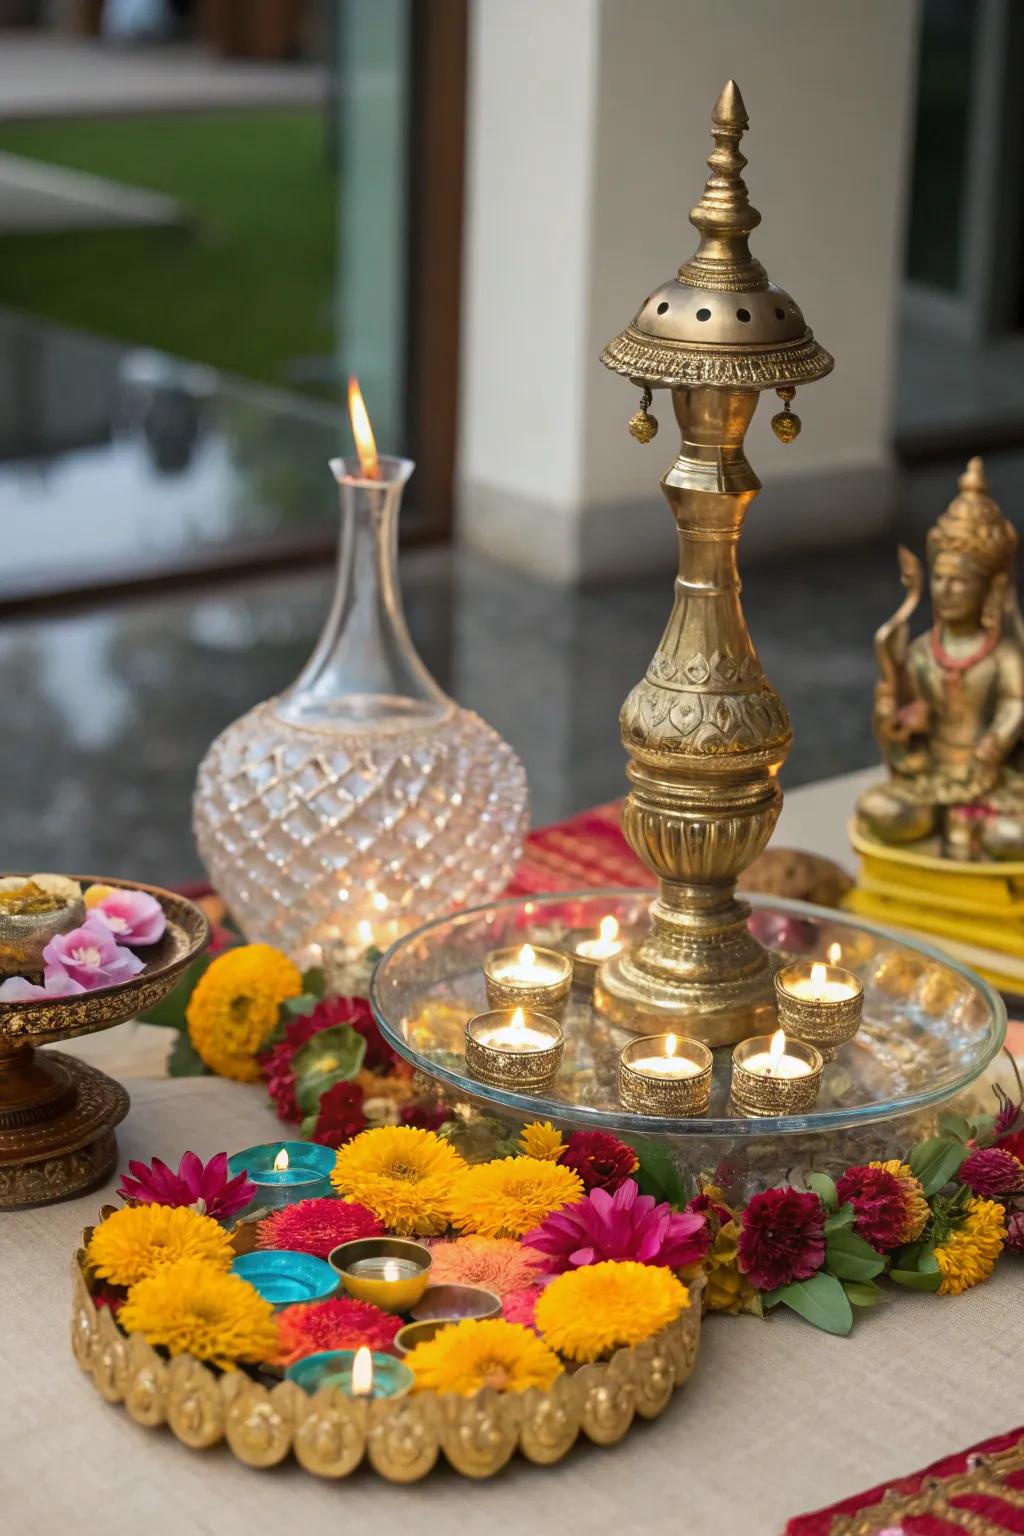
[43,915,145,992]
[0,971,85,1002]
[88,889,166,947]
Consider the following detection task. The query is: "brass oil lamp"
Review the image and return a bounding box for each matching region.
[595,81,833,1045]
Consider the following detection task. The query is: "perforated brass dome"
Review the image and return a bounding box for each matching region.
[601,80,833,392]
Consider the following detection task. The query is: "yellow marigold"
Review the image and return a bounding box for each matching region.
[330,1126,466,1236]
[357,1068,415,1107]
[405,1318,562,1396]
[535,1260,688,1363]
[517,1121,565,1161]
[87,1203,233,1287]
[935,1196,1006,1296]
[120,1258,278,1370]
[186,944,302,1081]
[704,1218,762,1316]
[449,1156,583,1240]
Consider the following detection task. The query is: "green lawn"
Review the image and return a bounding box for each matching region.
[0,109,336,390]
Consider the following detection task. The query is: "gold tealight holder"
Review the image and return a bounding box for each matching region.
[483,943,572,1020]
[563,916,625,988]
[730,1030,823,1118]
[619,1034,713,1117]
[328,1237,432,1313]
[464,1006,563,1092]
[774,959,863,1062]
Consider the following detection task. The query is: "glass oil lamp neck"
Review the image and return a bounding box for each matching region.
[275,455,451,731]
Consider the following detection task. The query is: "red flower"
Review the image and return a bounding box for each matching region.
[997,1129,1024,1163]
[93,1285,124,1314]
[835,1163,928,1251]
[687,1188,733,1229]
[116,1150,255,1222]
[737,1187,826,1291]
[256,1196,382,1258]
[260,996,375,1123]
[275,1296,401,1366]
[311,1080,367,1148]
[1006,1208,1024,1254]
[558,1131,638,1193]
[400,1101,451,1132]
[960,1146,1024,1198]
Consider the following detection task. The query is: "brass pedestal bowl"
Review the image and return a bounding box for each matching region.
[0,877,209,1209]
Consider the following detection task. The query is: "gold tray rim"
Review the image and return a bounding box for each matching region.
[71,1237,704,1481]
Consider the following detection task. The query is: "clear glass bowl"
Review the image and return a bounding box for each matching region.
[372,889,1013,1191]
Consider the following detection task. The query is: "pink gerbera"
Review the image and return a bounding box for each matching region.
[116,1150,255,1223]
[523,1178,709,1274]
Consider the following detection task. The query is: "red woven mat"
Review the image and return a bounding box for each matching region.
[785,1425,1024,1534]
[508,799,645,894]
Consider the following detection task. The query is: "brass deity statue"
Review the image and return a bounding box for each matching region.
[857,458,1024,862]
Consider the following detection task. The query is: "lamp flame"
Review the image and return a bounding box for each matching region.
[351,1345,374,1397]
[273,1148,290,1173]
[810,961,828,996]
[348,375,380,479]
[518,943,536,968]
[768,1030,786,1073]
[510,1006,526,1040]
[598,915,619,943]
[665,1033,678,1058]
[383,1260,402,1283]
[827,942,841,966]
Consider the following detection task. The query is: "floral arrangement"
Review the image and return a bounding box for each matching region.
[0,883,166,1001]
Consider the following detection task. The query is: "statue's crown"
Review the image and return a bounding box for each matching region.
[927,457,1017,577]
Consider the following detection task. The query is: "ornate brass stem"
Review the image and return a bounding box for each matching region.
[596,82,832,1042]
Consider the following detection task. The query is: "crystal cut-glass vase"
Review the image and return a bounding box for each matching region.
[193,454,529,963]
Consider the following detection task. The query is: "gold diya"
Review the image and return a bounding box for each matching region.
[0,876,209,1210]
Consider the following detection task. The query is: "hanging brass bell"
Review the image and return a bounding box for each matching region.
[771,385,801,444]
[628,407,659,443]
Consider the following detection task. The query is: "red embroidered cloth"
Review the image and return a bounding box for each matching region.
[785,1424,1024,1534]
[507,799,645,894]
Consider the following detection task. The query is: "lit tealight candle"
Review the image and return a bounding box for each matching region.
[483,942,572,1019]
[465,1005,564,1091]
[619,1032,713,1116]
[227,1140,335,1213]
[775,956,864,1061]
[730,1029,823,1117]
[564,915,626,987]
[285,1342,414,1400]
[329,1237,433,1312]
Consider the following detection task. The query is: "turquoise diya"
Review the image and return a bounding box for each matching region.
[231,1251,338,1308]
[286,1347,414,1400]
[227,1141,334,1213]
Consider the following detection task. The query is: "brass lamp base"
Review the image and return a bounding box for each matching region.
[594,890,776,1045]
[0,1047,129,1210]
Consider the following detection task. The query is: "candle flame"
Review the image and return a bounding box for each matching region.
[347,375,380,479]
[768,1030,786,1073]
[810,961,828,995]
[371,891,389,912]
[383,1260,402,1283]
[518,943,536,968]
[827,942,841,966]
[510,1006,526,1040]
[273,1148,290,1173]
[356,918,373,946]
[665,1033,678,1058]
[598,915,619,944]
[352,1345,374,1396]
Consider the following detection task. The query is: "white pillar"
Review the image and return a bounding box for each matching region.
[457,0,921,582]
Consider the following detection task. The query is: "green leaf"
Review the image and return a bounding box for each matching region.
[284,993,320,1020]
[291,1026,366,1115]
[138,951,215,1029]
[806,1172,838,1210]
[843,1280,882,1308]
[890,1265,942,1292]
[938,1112,972,1144]
[825,1227,886,1282]
[300,1111,319,1139]
[969,1113,996,1146]
[824,1203,855,1233]
[167,1031,211,1077]
[619,1137,687,1206]
[300,966,326,999]
[764,1272,853,1335]
[909,1136,968,1197]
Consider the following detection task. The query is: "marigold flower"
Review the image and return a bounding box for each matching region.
[535,1260,688,1363]
[116,1150,255,1223]
[449,1157,583,1240]
[330,1126,466,1236]
[273,1296,400,1366]
[428,1236,543,1297]
[704,1218,762,1315]
[517,1121,565,1161]
[558,1130,638,1193]
[524,1178,708,1273]
[188,945,302,1081]
[959,1146,1024,1198]
[405,1318,563,1396]
[120,1258,278,1370]
[256,1197,383,1259]
[835,1160,928,1250]
[737,1186,826,1292]
[87,1203,234,1287]
[934,1196,1006,1295]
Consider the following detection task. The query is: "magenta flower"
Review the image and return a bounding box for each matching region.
[0,971,84,1001]
[960,1146,1024,1198]
[523,1179,710,1274]
[117,1150,255,1222]
[1006,1209,1024,1255]
[43,915,145,991]
[89,889,166,947]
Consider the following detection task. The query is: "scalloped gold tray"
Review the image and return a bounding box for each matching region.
[71,1238,704,1482]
